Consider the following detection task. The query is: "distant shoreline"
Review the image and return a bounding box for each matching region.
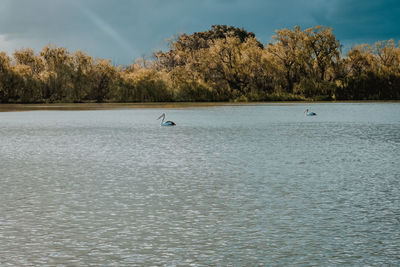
[1,101,399,112]
[2,25,400,105]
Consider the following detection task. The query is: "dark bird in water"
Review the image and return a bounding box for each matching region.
[157,113,176,126]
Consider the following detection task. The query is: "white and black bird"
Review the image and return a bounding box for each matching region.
[157,113,176,126]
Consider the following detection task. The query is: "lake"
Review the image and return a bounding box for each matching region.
[0,102,399,266]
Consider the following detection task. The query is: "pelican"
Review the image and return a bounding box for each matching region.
[304,108,317,116]
[157,113,176,126]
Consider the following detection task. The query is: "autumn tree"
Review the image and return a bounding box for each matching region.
[339,40,400,99]
[70,51,93,102]
[0,52,14,102]
[266,26,304,94]
[155,25,262,71]
[39,45,74,101]
[266,26,341,99]
[0,25,399,103]
[89,59,118,102]
[199,37,272,100]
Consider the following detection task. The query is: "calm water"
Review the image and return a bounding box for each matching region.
[1,103,399,266]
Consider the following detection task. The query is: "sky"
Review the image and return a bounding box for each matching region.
[0,0,399,65]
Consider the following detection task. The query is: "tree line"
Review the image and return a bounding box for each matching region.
[1,25,399,103]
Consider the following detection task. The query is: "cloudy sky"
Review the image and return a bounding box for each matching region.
[0,0,399,65]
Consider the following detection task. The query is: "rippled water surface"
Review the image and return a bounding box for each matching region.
[1,103,399,266]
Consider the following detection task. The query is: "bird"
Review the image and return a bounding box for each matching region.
[304,108,317,116]
[157,113,176,126]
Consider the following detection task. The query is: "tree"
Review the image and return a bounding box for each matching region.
[89,59,118,102]
[203,37,270,99]
[302,26,341,82]
[1,25,399,103]
[155,25,262,71]
[13,48,44,75]
[71,50,93,101]
[39,45,74,101]
[0,52,14,102]
[266,26,303,93]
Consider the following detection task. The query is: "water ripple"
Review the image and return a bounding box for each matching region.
[1,104,399,266]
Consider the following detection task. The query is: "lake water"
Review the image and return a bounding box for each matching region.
[1,103,399,266]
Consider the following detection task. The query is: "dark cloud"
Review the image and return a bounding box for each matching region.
[0,0,399,64]
[309,0,400,44]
